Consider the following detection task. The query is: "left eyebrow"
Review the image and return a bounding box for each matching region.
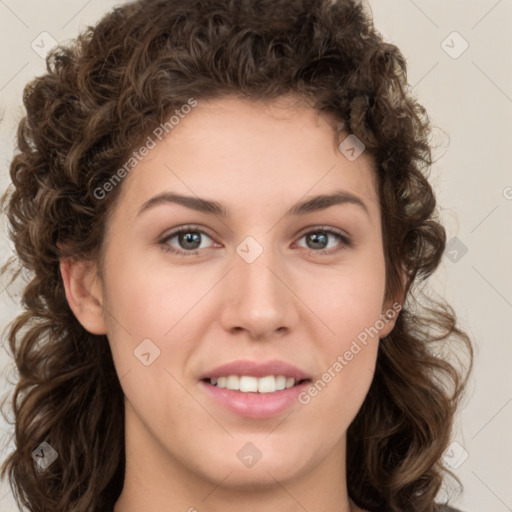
[285,190,370,218]
[136,189,370,219]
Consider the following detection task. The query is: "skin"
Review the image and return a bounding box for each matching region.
[60,95,404,512]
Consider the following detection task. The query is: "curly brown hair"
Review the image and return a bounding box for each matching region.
[0,0,473,511]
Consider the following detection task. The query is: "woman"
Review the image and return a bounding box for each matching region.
[0,0,473,511]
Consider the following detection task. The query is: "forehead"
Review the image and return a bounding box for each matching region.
[111,95,380,222]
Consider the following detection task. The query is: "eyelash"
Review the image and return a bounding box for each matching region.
[159,224,351,257]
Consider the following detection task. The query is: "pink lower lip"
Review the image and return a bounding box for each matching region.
[199,380,310,419]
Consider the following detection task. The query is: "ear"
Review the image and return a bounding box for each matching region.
[59,256,107,335]
[378,266,408,339]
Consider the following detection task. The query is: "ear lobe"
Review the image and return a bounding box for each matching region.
[379,266,408,339]
[59,257,107,335]
[377,303,402,339]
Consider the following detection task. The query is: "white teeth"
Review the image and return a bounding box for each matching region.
[257,375,275,393]
[285,377,295,389]
[226,375,239,390]
[209,375,300,393]
[240,376,258,392]
[275,375,286,390]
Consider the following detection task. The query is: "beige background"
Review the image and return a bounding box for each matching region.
[1,1,511,511]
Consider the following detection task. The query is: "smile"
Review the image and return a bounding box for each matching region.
[207,375,307,393]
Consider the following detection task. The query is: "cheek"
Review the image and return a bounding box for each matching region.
[302,246,385,403]
[313,250,387,342]
[103,246,199,339]
[299,263,384,429]
[101,245,213,386]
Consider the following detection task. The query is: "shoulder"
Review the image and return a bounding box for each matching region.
[437,505,465,512]
[364,505,465,512]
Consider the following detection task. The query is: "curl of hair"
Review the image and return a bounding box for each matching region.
[1,1,473,511]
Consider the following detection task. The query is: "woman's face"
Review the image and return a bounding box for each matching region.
[64,96,400,497]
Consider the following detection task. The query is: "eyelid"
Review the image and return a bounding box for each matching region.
[159,224,218,249]
[294,224,350,241]
[160,224,216,241]
[160,224,351,243]
[159,224,352,256]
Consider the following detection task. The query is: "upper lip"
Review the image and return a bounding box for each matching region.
[200,359,311,381]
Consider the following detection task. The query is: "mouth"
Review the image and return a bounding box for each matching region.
[201,375,311,394]
[198,359,312,418]
[199,376,312,418]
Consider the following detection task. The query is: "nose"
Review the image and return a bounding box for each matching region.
[218,237,299,341]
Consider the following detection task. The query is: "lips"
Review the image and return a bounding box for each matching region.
[198,359,312,418]
[199,378,312,419]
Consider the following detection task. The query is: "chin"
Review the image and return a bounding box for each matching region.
[194,441,316,488]
[206,459,307,489]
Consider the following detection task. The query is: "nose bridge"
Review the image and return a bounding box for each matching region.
[235,233,282,304]
[222,232,296,337]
